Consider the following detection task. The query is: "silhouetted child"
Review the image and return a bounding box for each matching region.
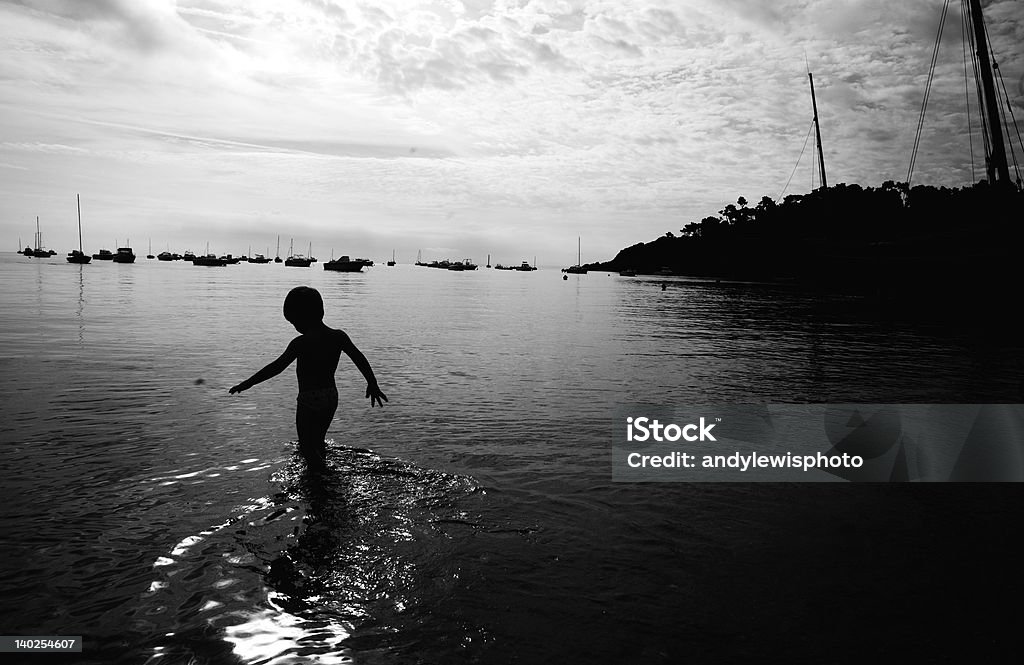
[229,286,387,469]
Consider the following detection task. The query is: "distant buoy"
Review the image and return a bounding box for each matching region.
[661,282,667,290]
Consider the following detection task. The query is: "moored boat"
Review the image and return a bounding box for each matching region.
[193,254,227,266]
[66,195,91,264]
[92,249,114,260]
[29,216,54,257]
[285,239,312,267]
[447,259,478,271]
[323,255,364,272]
[562,237,588,274]
[112,246,136,263]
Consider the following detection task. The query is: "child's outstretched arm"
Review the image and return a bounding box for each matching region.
[340,333,388,407]
[229,339,300,394]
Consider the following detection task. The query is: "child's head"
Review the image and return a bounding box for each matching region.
[284,286,324,330]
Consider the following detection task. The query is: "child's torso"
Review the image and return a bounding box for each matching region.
[294,329,345,391]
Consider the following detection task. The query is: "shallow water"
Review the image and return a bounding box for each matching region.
[1,253,1022,663]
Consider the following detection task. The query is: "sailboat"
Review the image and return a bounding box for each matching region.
[146,239,154,259]
[562,237,587,274]
[111,241,136,263]
[66,195,91,264]
[193,242,226,266]
[248,245,272,263]
[30,216,53,257]
[285,238,311,267]
[387,249,396,266]
[274,235,283,263]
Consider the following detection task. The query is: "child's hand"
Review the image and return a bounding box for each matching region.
[366,383,388,407]
[228,384,246,394]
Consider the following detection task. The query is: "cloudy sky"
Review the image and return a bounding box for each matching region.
[1,0,1021,265]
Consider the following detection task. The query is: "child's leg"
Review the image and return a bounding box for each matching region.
[296,402,337,468]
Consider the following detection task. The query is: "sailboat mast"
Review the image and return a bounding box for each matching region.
[808,72,828,189]
[77,194,83,252]
[967,0,1010,185]
[577,236,581,266]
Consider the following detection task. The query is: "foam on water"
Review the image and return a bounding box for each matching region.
[138,443,483,664]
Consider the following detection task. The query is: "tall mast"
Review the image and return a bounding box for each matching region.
[808,72,828,189]
[77,194,83,252]
[577,236,581,266]
[968,0,1010,185]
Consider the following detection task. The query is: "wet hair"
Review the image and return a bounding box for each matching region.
[283,286,324,324]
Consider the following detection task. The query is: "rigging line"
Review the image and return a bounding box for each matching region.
[961,2,976,184]
[908,0,951,186]
[979,2,1015,184]
[778,120,816,201]
[993,57,1024,185]
[909,0,949,183]
[995,64,1024,185]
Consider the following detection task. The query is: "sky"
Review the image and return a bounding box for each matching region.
[1,0,1022,265]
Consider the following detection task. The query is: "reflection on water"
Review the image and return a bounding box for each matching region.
[1,256,1022,663]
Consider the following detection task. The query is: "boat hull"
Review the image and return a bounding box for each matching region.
[323,261,363,272]
[112,248,136,263]
[193,256,227,266]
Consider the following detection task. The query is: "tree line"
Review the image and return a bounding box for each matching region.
[589,180,1023,291]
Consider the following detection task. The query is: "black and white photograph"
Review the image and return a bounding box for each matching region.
[2,0,1023,662]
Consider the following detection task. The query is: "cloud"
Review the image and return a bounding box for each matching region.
[8,0,197,51]
[0,0,1021,262]
[1,141,87,154]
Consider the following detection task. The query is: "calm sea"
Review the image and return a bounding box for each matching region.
[1,253,1022,664]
